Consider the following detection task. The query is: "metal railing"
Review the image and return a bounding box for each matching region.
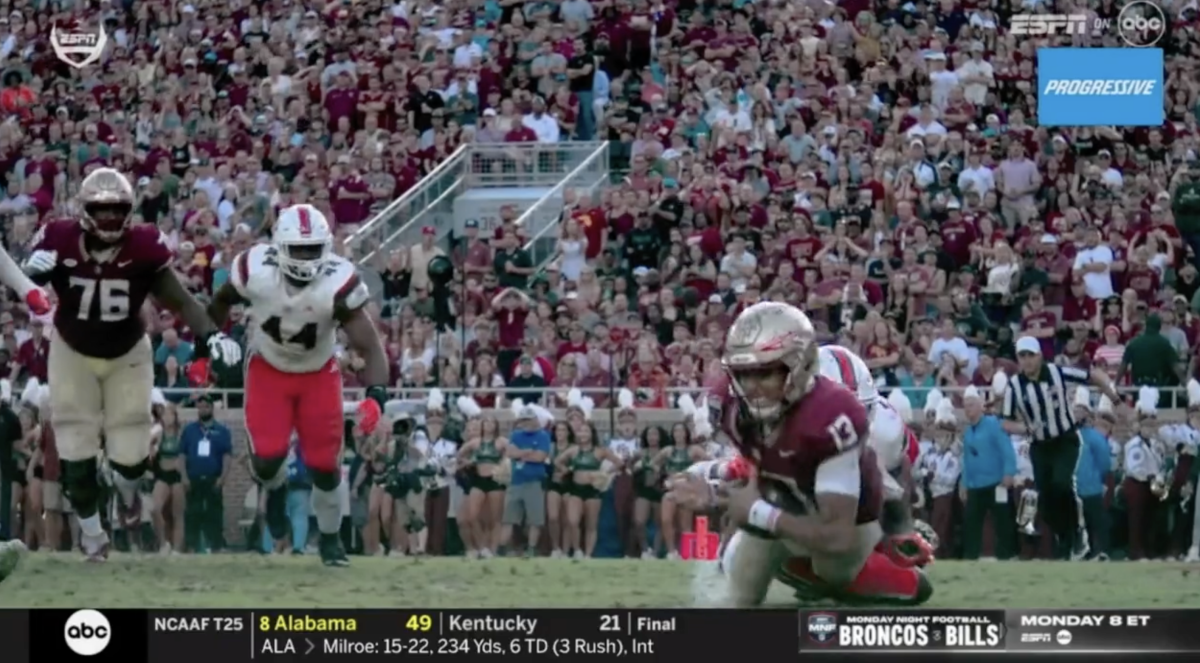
[158,385,1192,407]
[465,141,608,188]
[345,142,609,266]
[517,142,611,270]
[344,144,469,266]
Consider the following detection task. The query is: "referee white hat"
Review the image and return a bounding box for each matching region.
[1015,336,1042,355]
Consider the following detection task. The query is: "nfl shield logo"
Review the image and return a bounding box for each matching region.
[807,613,838,645]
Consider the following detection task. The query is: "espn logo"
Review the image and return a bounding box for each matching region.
[808,613,839,645]
[64,609,112,655]
[1021,632,1052,644]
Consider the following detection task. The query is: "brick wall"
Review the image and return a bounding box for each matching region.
[199,406,1191,546]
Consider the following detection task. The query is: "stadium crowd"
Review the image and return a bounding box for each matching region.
[3,0,1200,563]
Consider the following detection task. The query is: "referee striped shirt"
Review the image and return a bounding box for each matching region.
[1001,364,1089,442]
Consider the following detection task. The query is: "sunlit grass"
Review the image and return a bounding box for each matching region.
[2,554,1198,608]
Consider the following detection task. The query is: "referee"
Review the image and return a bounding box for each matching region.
[1001,336,1121,561]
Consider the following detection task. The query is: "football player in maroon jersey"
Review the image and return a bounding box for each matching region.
[22,167,240,561]
[671,302,932,606]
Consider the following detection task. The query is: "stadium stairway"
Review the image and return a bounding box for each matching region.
[345,142,611,273]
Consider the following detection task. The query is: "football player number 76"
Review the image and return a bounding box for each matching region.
[70,277,130,321]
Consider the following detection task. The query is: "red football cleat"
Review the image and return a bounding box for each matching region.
[24,288,50,315]
[877,531,936,568]
[840,550,933,606]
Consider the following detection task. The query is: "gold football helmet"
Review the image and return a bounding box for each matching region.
[78,167,135,242]
[722,301,819,422]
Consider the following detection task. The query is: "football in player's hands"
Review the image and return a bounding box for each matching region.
[206,332,243,365]
[23,250,57,275]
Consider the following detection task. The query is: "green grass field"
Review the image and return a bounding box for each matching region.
[3,553,1200,608]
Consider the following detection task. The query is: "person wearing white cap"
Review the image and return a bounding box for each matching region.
[1000,335,1121,561]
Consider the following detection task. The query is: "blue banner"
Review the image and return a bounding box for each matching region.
[1037,48,1164,126]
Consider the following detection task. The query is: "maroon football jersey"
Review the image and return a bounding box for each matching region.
[721,375,883,525]
[32,221,174,359]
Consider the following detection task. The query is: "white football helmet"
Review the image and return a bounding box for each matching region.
[722,301,819,422]
[818,345,878,405]
[78,167,136,242]
[273,204,332,281]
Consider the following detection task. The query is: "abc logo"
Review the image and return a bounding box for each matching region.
[64,609,112,656]
[1121,15,1163,31]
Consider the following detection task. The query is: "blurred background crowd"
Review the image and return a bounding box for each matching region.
[3,0,1200,560]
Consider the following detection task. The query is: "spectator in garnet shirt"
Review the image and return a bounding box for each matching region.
[491,287,532,378]
[15,319,48,382]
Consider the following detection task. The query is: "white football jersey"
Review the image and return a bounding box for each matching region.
[818,345,905,470]
[230,244,370,373]
[818,345,879,405]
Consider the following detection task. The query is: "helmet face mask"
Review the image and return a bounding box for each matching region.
[78,168,135,242]
[274,205,332,282]
[279,241,329,281]
[722,302,818,423]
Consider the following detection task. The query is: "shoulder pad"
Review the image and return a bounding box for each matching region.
[130,224,175,271]
[332,260,370,312]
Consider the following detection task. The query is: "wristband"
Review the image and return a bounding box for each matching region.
[747,499,782,533]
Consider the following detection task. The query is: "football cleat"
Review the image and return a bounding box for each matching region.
[877,529,936,568]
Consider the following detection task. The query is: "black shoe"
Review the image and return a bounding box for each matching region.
[320,533,349,567]
[265,486,289,540]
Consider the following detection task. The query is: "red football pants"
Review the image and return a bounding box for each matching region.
[244,354,344,473]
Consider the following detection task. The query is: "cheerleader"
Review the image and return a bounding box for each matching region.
[608,389,640,558]
[554,405,622,559]
[545,420,576,558]
[632,425,668,559]
[1123,387,1165,561]
[655,395,710,560]
[456,389,509,559]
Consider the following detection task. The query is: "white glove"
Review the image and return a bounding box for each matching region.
[23,250,57,276]
[207,332,243,365]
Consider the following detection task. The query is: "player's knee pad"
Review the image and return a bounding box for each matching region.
[723,531,784,607]
[250,456,287,490]
[310,469,340,493]
[109,458,149,482]
[62,459,101,515]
